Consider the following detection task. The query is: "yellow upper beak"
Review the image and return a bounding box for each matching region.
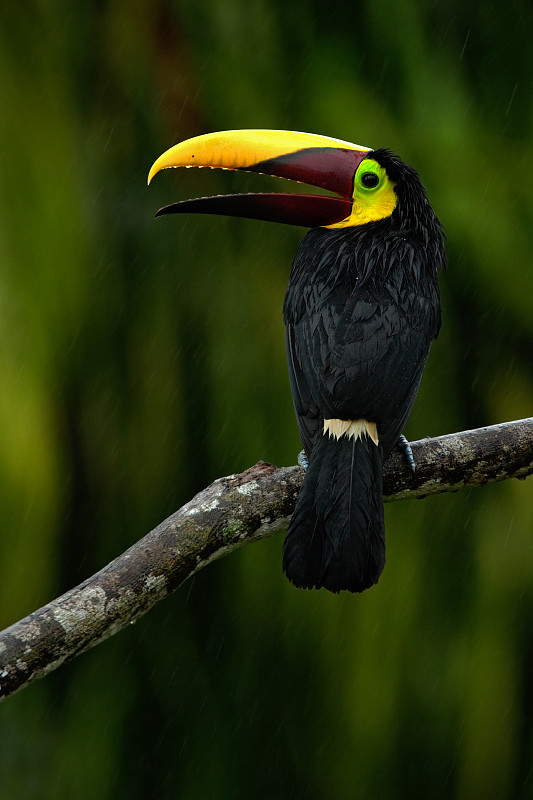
[147,129,370,185]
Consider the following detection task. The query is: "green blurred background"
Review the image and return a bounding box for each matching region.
[1,1,533,797]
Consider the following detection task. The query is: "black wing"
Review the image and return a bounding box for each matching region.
[286,322,321,460]
[284,228,441,458]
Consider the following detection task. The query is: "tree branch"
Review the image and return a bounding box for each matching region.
[1,417,532,701]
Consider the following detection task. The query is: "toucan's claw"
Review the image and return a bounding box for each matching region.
[397,434,416,474]
[297,450,309,470]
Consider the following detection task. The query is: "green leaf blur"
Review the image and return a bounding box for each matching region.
[1,1,532,798]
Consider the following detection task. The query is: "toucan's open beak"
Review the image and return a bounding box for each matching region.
[148,129,372,228]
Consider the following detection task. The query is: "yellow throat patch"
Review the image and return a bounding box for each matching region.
[325,158,397,229]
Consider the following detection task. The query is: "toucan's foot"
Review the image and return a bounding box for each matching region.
[297,450,309,470]
[397,434,416,474]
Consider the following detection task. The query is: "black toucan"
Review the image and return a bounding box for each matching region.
[149,129,445,593]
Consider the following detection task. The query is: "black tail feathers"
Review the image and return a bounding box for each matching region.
[283,431,385,593]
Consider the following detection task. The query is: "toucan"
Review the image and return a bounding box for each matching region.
[148,129,445,593]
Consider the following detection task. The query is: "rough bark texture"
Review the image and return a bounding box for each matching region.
[1,418,532,702]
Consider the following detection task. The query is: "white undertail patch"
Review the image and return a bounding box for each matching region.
[323,418,379,446]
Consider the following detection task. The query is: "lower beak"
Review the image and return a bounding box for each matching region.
[148,129,371,228]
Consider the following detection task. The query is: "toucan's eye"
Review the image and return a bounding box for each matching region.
[361,171,380,189]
